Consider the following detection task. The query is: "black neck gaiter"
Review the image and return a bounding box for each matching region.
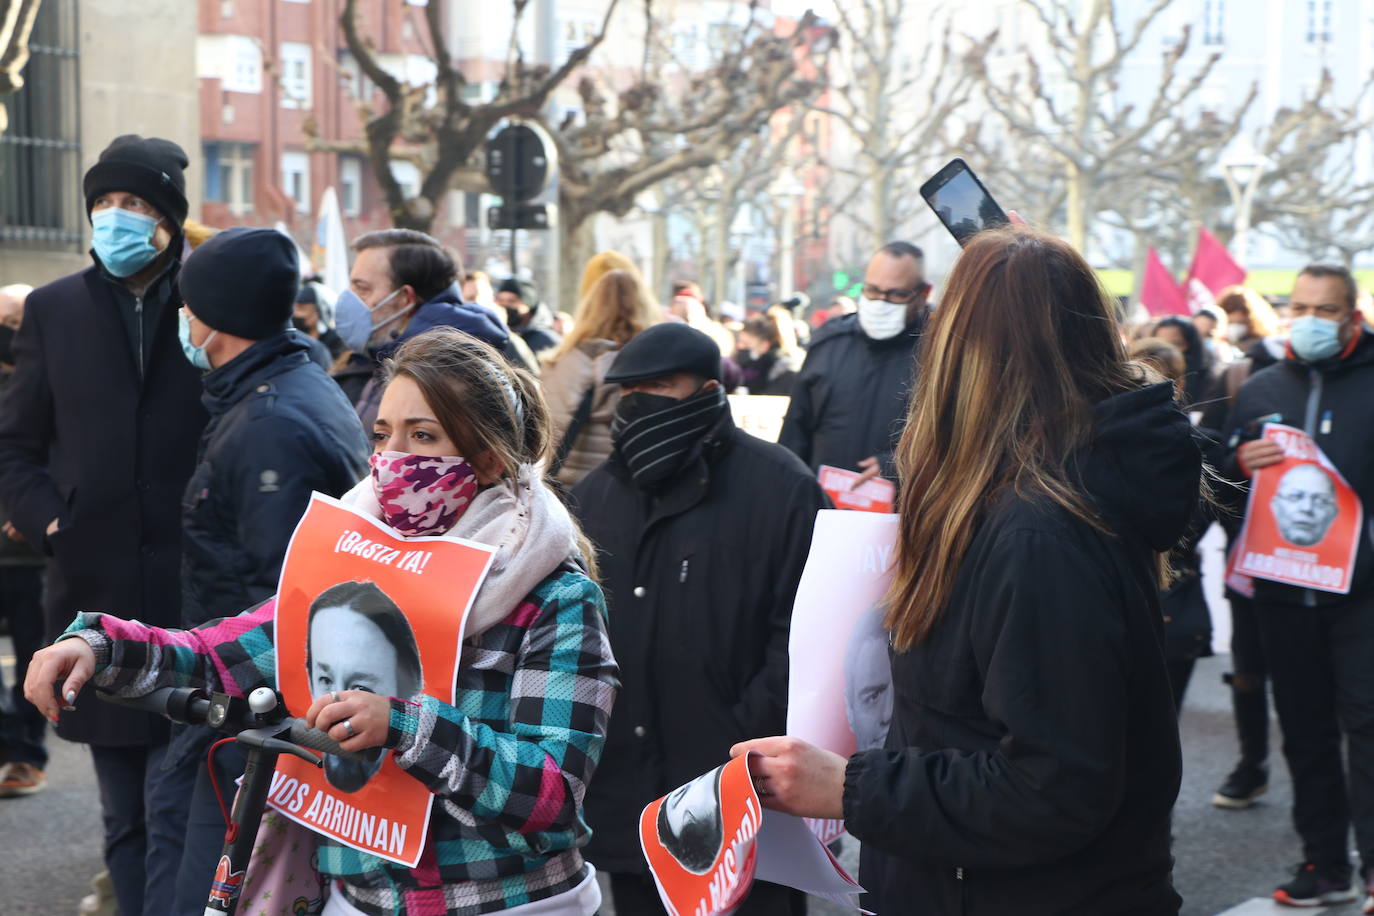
[611,385,728,490]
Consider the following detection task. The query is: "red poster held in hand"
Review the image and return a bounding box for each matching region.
[1232,424,1363,595]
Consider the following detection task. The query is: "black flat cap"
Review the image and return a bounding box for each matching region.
[604,322,722,385]
[181,227,300,340]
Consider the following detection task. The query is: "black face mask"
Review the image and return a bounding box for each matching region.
[612,385,728,490]
[291,317,313,335]
[0,325,15,366]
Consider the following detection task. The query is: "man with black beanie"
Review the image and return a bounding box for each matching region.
[168,226,370,908]
[0,134,208,916]
[570,323,829,916]
[496,275,561,354]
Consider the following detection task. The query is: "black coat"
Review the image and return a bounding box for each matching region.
[778,311,926,480]
[1222,327,1374,606]
[570,412,830,873]
[844,383,1197,915]
[180,332,369,627]
[0,261,208,746]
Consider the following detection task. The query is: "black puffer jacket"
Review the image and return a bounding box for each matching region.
[844,382,1198,916]
[570,410,830,873]
[778,311,926,480]
[1222,326,1374,607]
[180,332,369,627]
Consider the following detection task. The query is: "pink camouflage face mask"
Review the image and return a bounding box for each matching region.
[369,451,480,537]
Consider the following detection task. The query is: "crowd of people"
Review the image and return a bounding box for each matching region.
[2,132,1374,916]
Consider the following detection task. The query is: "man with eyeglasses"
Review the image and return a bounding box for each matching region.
[779,241,931,485]
[1221,263,1374,911]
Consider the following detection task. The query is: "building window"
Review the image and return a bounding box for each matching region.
[338,50,371,100]
[279,41,312,108]
[1306,0,1332,43]
[197,34,263,94]
[389,161,421,200]
[1201,0,1224,45]
[204,142,255,216]
[0,0,83,247]
[282,151,311,214]
[339,156,363,217]
[559,13,600,62]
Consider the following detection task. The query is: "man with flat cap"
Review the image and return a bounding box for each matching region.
[169,226,371,908]
[0,134,208,915]
[571,323,829,914]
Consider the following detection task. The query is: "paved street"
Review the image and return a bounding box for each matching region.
[1,641,1367,915]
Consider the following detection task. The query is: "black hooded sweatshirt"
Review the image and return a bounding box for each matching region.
[843,382,1199,916]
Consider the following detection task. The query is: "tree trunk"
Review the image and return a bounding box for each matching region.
[1065,161,1087,252]
[712,193,731,305]
[558,202,597,313]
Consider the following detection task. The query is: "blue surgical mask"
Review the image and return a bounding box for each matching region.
[333,287,405,353]
[178,310,218,371]
[91,207,163,278]
[1289,315,1344,363]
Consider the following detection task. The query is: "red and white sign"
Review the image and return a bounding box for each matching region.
[1232,424,1363,594]
[269,494,495,866]
[818,465,895,514]
[641,753,862,916]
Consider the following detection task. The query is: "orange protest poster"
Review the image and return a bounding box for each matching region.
[641,754,862,916]
[1232,424,1364,595]
[818,465,895,513]
[270,493,495,867]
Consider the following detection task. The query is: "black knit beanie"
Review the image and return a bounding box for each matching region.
[180,228,300,340]
[83,135,190,227]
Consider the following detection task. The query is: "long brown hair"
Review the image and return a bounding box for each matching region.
[385,328,599,577]
[1214,285,1279,339]
[885,227,1146,650]
[549,268,660,362]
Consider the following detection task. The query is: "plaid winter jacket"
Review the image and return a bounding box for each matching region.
[65,566,619,915]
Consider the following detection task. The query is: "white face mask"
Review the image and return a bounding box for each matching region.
[856,296,909,341]
[1226,322,1250,344]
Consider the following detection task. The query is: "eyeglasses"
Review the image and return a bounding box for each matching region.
[861,283,924,304]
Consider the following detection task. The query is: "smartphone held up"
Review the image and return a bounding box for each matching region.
[920,158,1009,247]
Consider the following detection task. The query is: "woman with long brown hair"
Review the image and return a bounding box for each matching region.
[734,226,1201,915]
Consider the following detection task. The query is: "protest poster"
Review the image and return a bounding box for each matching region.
[1232,424,1363,595]
[818,465,896,513]
[640,753,862,916]
[786,509,898,844]
[269,493,496,866]
[728,394,790,443]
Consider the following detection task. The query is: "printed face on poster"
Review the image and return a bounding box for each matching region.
[786,510,899,843]
[1233,424,1363,594]
[270,494,495,866]
[640,754,862,916]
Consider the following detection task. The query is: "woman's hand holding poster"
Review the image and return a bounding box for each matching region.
[786,509,899,843]
[1232,424,1363,594]
[269,493,495,867]
[640,753,862,916]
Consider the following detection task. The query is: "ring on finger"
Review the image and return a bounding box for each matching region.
[342,718,355,739]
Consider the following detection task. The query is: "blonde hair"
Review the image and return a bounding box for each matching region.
[578,250,639,302]
[549,269,660,361]
[886,227,1150,650]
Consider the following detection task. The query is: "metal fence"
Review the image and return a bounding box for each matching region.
[0,0,82,248]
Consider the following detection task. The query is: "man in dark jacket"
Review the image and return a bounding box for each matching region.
[332,229,510,427]
[571,323,829,914]
[168,226,371,908]
[496,276,561,355]
[0,135,208,916]
[779,242,929,485]
[1222,264,1374,909]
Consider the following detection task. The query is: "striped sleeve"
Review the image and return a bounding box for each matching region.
[61,600,279,700]
[388,572,619,850]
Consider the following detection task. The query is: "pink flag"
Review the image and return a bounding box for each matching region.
[1140,247,1188,317]
[1185,227,1246,312]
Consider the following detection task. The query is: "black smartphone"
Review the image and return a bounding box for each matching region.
[920,158,1009,246]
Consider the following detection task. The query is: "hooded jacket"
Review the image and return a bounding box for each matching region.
[570,409,830,873]
[1221,325,1374,607]
[351,287,510,430]
[778,310,926,480]
[844,383,1198,915]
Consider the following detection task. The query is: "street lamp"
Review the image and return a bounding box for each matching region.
[1221,138,1268,266]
